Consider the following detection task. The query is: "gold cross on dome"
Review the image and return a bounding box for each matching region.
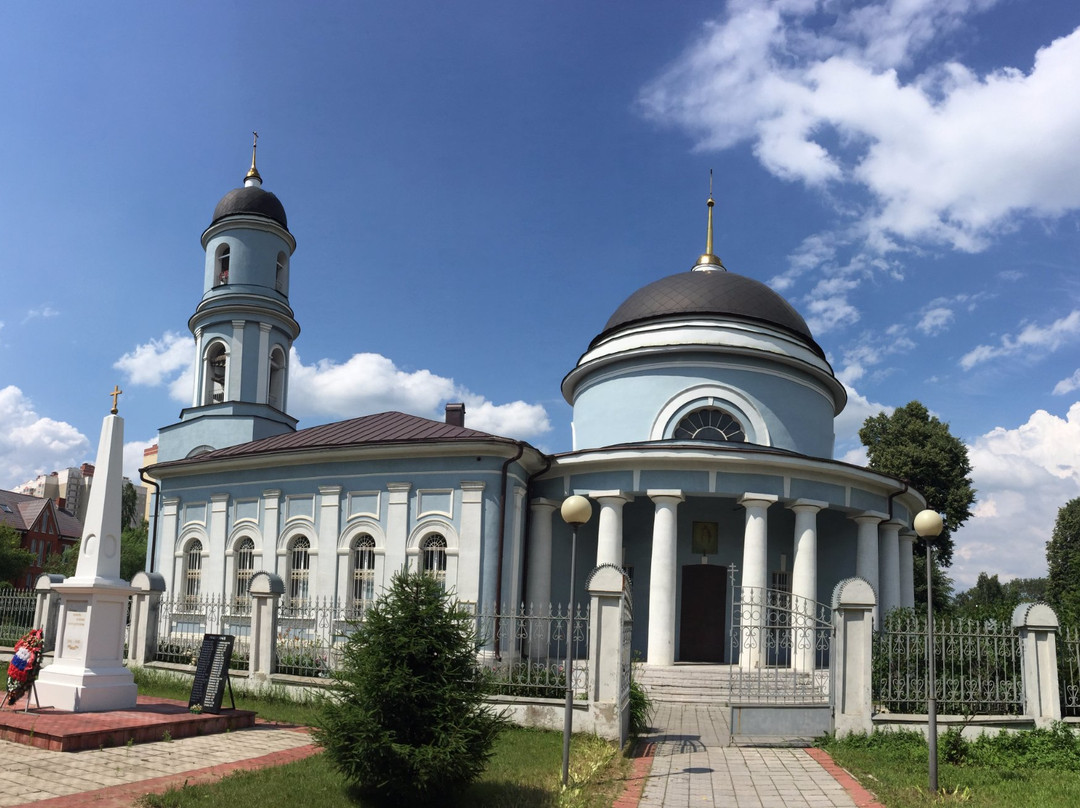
[109,385,123,414]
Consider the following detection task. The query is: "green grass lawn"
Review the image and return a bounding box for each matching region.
[821,727,1080,808]
[132,666,628,808]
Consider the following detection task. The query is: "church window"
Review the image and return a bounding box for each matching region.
[275,252,287,293]
[203,342,228,405]
[215,244,230,286]
[420,533,447,588]
[351,534,376,606]
[673,407,745,442]
[287,536,311,609]
[268,347,286,410]
[184,539,203,603]
[234,538,255,608]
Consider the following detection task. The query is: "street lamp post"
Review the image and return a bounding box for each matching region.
[559,495,593,787]
[914,508,944,794]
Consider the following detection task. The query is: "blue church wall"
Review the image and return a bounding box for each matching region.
[637,469,709,491]
[849,487,889,514]
[203,229,290,292]
[816,508,860,603]
[714,472,784,498]
[789,477,846,503]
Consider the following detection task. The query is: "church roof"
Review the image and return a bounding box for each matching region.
[0,489,82,539]
[154,411,520,467]
[595,269,822,356]
[211,186,289,230]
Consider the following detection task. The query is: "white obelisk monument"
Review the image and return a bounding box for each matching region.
[36,386,138,711]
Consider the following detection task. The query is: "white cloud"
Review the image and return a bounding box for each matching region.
[917,306,954,335]
[22,306,59,323]
[639,2,1080,305]
[123,438,158,488]
[833,382,892,458]
[1054,369,1080,395]
[953,402,1080,587]
[960,309,1080,369]
[114,332,193,386]
[0,386,90,489]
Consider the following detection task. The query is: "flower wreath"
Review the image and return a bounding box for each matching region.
[6,628,44,706]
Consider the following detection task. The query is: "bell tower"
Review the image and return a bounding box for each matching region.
[157,136,300,462]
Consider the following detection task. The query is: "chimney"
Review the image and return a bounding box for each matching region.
[445,403,466,428]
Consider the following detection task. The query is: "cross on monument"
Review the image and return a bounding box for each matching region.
[109,385,123,414]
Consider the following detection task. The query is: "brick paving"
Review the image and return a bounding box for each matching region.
[631,703,867,808]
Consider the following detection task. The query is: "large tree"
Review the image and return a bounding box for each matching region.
[0,525,35,585]
[122,480,138,529]
[1046,497,1080,626]
[860,401,975,568]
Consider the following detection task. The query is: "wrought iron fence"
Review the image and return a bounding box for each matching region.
[728,583,832,703]
[874,610,1023,715]
[1061,623,1080,717]
[275,596,370,677]
[474,602,591,699]
[155,593,250,671]
[0,588,36,646]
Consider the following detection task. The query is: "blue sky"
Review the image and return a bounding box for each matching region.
[2,1,1079,590]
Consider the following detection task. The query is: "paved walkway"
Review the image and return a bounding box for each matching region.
[632,704,867,808]
[0,723,316,807]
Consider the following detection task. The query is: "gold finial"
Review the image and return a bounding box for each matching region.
[109,385,123,415]
[245,131,262,184]
[694,169,726,271]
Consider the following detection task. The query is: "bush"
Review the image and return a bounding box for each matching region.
[312,570,506,804]
[628,677,653,735]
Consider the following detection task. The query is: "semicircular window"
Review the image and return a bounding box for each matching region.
[673,407,746,443]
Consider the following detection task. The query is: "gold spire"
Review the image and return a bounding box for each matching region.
[245,131,262,185]
[694,169,726,271]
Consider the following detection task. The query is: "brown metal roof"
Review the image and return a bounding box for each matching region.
[156,411,520,468]
[0,489,82,540]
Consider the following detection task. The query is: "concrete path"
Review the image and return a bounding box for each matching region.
[635,703,861,808]
[0,723,316,807]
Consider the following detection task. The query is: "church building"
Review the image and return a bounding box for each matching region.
[147,149,927,666]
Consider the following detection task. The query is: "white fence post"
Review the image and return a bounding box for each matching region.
[831,577,876,737]
[128,571,167,666]
[34,573,65,653]
[1013,602,1061,727]
[586,564,629,744]
[249,572,284,683]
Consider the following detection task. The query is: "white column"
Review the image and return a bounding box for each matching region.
[789,499,826,673]
[159,497,180,588]
[191,328,204,407]
[590,491,631,568]
[526,499,558,611]
[646,490,684,667]
[260,489,281,571]
[317,486,342,598]
[384,483,411,580]
[878,520,902,618]
[458,482,485,606]
[738,493,777,670]
[852,512,885,626]
[208,493,229,622]
[230,319,245,401]
[899,530,917,609]
[255,323,271,404]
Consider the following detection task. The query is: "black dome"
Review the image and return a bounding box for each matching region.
[211,186,288,229]
[597,270,821,354]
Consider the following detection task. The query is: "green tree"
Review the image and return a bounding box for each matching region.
[1046,498,1080,626]
[121,521,148,581]
[313,569,505,804]
[122,480,138,529]
[860,401,975,613]
[953,572,1017,623]
[0,525,35,585]
[42,542,79,578]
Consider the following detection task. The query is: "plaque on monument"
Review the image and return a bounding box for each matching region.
[188,634,236,714]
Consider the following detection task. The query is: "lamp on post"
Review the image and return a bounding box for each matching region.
[914,508,944,793]
[559,494,593,788]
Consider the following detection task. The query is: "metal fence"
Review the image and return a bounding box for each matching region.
[275,597,371,677]
[1061,623,1080,717]
[728,584,832,703]
[874,611,1023,715]
[0,588,36,646]
[155,594,251,671]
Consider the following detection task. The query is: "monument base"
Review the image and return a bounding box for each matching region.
[34,666,138,713]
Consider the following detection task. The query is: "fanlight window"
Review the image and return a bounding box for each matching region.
[234,538,255,607]
[288,536,311,608]
[184,539,203,601]
[275,251,287,293]
[420,533,447,588]
[268,347,286,410]
[351,534,376,605]
[203,342,228,405]
[215,244,230,285]
[673,407,746,442]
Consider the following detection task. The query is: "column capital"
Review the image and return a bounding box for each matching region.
[850,510,888,525]
[647,489,685,504]
[529,497,560,512]
[588,490,633,505]
[879,519,904,533]
[739,493,778,509]
[787,498,827,513]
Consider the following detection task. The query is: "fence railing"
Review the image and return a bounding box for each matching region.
[1061,623,1080,717]
[0,588,36,646]
[155,593,250,671]
[874,610,1023,715]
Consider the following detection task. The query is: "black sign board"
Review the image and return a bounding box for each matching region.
[189,633,235,714]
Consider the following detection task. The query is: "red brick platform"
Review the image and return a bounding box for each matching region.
[0,694,256,752]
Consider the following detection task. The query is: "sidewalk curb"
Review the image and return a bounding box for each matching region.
[612,739,656,808]
[805,747,886,808]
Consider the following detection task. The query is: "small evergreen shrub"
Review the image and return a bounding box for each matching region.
[628,677,653,735]
[312,569,506,804]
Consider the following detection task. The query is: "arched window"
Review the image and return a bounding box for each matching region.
[215,244,230,286]
[268,347,286,410]
[275,251,287,293]
[184,539,203,603]
[351,534,376,605]
[421,533,447,588]
[673,407,746,443]
[287,536,311,609]
[234,537,255,608]
[203,342,228,405]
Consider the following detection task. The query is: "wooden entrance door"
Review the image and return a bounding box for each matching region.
[679,565,727,662]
